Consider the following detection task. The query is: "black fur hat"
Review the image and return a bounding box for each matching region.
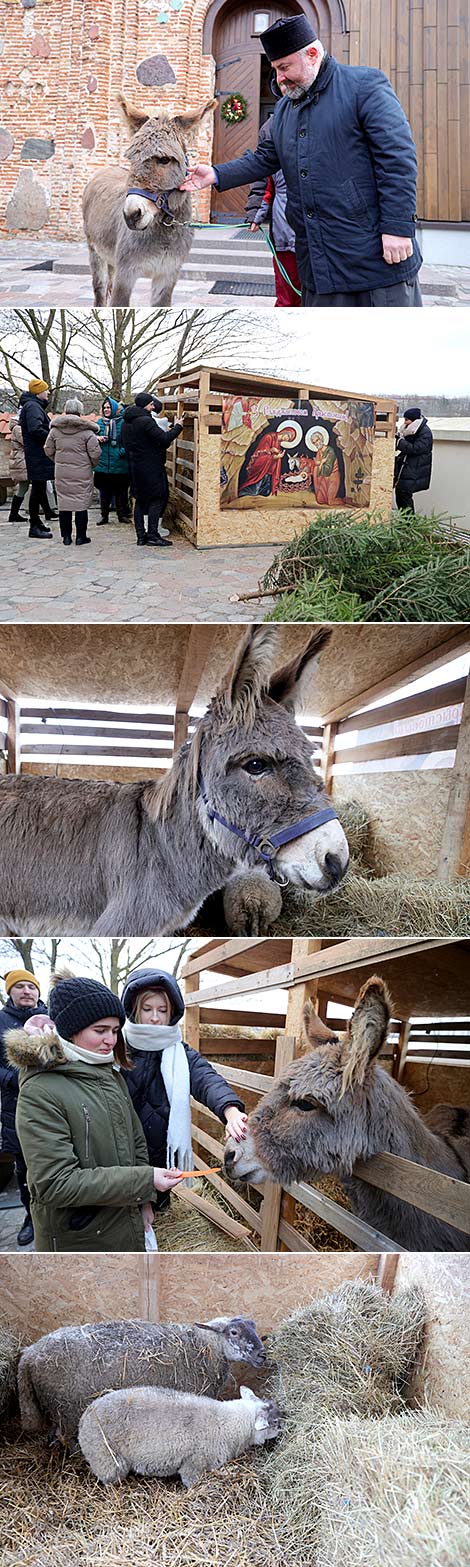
[260,16,317,61]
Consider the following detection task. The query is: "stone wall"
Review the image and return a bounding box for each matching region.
[0,0,215,240]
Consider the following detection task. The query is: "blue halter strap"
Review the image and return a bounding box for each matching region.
[199,774,339,883]
[126,188,175,225]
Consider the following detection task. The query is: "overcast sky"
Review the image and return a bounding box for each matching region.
[1,307,469,401]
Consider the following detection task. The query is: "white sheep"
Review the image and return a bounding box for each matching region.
[78,1384,282,1487]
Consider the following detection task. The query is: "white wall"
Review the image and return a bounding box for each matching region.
[416,418,470,532]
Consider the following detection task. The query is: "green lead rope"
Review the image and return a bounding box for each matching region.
[186,220,303,299]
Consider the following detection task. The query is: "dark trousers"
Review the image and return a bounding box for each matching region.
[59,508,89,542]
[134,500,163,542]
[395,487,415,514]
[96,473,131,523]
[15,1150,31,1219]
[29,480,53,524]
[301,278,423,307]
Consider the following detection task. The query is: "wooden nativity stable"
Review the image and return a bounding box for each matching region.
[179,935,470,1255]
[157,365,397,549]
[0,622,469,907]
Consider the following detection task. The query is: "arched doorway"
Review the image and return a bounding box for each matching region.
[204,1,344,220]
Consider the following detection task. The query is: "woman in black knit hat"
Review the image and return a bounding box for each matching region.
[4,968,182,1252]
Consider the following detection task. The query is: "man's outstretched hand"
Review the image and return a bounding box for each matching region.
[382,234,413,264]
[180,165,217,191]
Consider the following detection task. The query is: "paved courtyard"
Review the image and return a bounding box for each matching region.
[1,231,469,307]
[0,502,274,622]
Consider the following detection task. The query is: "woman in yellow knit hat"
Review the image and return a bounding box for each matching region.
[18,380,57,540]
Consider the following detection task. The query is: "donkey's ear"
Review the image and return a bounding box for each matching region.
[218,626,278,720]
[303,998,339,1051]
[340,976,392,1094]
[118,94,150,135]
[268,628,331,711]
[173,98,218,131]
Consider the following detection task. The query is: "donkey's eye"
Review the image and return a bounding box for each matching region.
[158,156,171,165]
[291,1097,322,1113]
[242,758,273,777]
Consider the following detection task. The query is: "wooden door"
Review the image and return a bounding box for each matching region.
[211,2,301,221]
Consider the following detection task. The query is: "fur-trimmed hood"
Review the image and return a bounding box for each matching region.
[5,1025,73,1074]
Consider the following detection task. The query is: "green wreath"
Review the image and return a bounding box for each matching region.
[221,93,247,125]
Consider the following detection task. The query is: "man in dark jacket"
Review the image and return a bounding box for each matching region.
[182,15,422,307]
[394,407,433,513]
[18,380,56,539]
[0,967,47,1245]
[122,392,183,547]
[121,967,246,1211]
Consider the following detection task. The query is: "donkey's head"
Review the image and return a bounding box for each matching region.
[224,975,392,1185]
[120,95,216,231]
[191,626,349,892]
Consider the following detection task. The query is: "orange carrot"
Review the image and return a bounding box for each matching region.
[176,1166,222,1179]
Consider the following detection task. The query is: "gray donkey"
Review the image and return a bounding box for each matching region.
[82,95,216,306]
[224,976,470,1251]
[0,627,349,937]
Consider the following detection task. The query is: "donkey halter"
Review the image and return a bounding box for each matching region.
[126,188,177,227]
[199,773,339,885]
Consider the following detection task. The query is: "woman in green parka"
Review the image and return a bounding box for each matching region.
[94,396,132,526]
[5,970,182,1252]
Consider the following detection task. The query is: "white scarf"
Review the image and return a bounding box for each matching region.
[60,1036,116,1066]
[123,1020,193,1172]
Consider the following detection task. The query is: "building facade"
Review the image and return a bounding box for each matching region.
[0,0,468,239]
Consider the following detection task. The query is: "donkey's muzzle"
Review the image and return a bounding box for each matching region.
[323,851,347,888]
[124,207,143,230]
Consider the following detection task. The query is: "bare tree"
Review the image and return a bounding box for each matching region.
[0,938,62,995]
[0,310,85,411]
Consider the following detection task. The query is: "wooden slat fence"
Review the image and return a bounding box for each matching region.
[182,937,470,1254]
[333,673,466,775]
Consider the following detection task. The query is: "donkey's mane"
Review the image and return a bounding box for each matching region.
[143,720,206,825]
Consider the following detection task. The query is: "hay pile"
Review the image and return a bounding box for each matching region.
[274,870,470,937]
[0,1323,20,1420]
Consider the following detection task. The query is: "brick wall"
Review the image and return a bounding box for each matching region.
[0,1,216,240]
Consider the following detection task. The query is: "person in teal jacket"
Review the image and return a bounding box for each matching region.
[94,396,132,525]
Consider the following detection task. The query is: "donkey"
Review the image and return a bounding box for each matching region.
[0,627,349,938]
[224,976,470,1251]
[82,95,216,306]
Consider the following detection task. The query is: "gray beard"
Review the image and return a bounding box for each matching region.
[284,83,310,100]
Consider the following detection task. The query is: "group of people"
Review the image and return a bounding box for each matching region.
[8,379,182,548]
[0,964,247,1252]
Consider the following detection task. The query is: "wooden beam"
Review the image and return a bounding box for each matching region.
[174,1183,257,1249]
[321,631,470,724]
[175,625,217,712]
[376,1255,400,1293]
[395,1020,411,1081]
[184,937,268,977]
[437,668,470,879]
[184,938,450,1008]
[354,1152,470,1234]
[282,944,323,1236]
[173,709,189,754]
[321,722,338,794]
[286,1178,404,1251]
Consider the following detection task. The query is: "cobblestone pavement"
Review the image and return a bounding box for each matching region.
[0,1172,32,1251]
[0,503,274,622]
[1,232,470,306]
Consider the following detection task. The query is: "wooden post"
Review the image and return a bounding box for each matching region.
[376,1255,399,1294]
[185,968,202,1141]
[437,669,470,879]
[320,721,338,794]
[174,709,189,755]
[6,699,19,775]
[260,1033,297,1250]
[139,1256,161,1321]
[394,1019,411,1081]
[280,940,323,1240]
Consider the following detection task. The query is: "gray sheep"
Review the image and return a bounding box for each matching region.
[17,1315,266,1443]
[78,1384,282,1486]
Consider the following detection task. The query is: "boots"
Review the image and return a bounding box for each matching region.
[29,523,53,539]
[8,494,27,522]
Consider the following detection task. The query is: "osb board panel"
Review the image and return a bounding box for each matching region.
[395,1255,470,1418]
[0,1256,378,1344]
[0,1256,144,1345]
[194,425,395,549]
[333,772,452,876]
[22,764,168,783]
[403,1061,470,1113]
[0,626,461,718]
[157,1254,377,1331]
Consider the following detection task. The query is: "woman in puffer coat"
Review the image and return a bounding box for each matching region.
[8,414,29,523]
[394,407,433,514]
[94,395,131,526]
[121,968,247,1226]
[44,398,102,545]
[6,970,182,1252]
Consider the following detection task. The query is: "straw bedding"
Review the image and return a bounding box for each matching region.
[1,1281,468,1567]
